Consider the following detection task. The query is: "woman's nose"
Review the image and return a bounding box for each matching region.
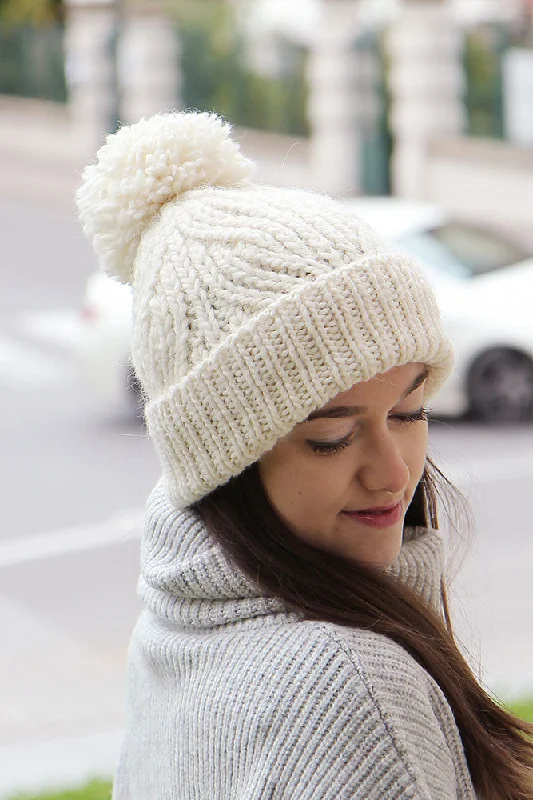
[357,431,410,496]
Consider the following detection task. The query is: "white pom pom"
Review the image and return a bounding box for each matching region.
[76,111,256,284]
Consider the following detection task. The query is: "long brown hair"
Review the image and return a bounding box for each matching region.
[193,458,533,800]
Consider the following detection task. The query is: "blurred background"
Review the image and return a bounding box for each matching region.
[1,0,532,796]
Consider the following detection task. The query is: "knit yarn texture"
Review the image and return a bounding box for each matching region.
[111,481,476,800]
[77,112,454,507]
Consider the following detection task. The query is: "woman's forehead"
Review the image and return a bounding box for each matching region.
[318,363,427,412]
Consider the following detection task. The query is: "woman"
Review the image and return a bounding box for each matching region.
[77,112,533,799]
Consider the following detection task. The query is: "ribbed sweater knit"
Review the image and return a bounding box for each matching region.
[112,481,477,799]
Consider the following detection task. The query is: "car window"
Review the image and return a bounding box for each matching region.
[428,222,531,277]
[396,232,469,280]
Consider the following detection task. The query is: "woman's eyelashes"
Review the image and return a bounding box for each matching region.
[306,408,428,455]
[307,436,352,455]
[393,407,429,425]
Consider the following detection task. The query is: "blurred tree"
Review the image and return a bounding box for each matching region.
[0,0,63,26]
[464,24,509,139]
[0,0,66,101]
[170,0,309,135]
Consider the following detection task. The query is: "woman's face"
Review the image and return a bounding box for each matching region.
[259,363,429,568]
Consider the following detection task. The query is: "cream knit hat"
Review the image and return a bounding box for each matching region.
[77,111,453,508]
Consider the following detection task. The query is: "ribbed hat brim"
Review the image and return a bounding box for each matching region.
[145,253,453,508]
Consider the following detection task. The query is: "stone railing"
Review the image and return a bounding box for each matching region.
[423,136,533,231]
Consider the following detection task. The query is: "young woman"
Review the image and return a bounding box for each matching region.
[77,112,533,799]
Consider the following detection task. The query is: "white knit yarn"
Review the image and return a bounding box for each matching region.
[77,111,454,508]
[76,112,255,284]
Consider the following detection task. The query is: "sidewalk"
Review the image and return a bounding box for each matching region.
[0,97,91,208]
[0,732,122,799]
[0,526,142,799]
[0,594,124,798]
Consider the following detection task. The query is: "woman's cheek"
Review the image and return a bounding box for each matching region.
[411,424,429,478]
[261,434,357,515]
[294,456,351,511]
[404,425,429,502]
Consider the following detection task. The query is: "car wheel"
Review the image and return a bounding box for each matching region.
[467,347,533,422]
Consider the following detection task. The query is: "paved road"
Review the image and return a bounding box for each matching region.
[1,197,532,796]
[0,198,159,541]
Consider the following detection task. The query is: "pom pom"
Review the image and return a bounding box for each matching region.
[76,112,256,284]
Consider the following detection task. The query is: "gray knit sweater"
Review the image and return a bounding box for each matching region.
[112,481,476,799]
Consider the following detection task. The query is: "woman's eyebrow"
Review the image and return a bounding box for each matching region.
[400,366,430,400]
[305,405,367,422]
[303,367,430,423]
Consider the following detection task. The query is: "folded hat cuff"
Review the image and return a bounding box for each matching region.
[145,254,454,508]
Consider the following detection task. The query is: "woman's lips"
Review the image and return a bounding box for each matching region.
[341,502,403,528]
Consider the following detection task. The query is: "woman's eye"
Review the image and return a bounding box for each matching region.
[306,436,351,455]
[390,407,429,425]
[305,408,428,454]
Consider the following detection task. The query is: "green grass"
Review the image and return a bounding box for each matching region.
[8,700,533,800]
[8,779,112,800]
[508,697,533,723]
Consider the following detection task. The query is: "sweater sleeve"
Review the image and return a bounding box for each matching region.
[246,624,475,800]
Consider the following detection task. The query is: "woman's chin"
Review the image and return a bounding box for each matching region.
[340,524,404,569]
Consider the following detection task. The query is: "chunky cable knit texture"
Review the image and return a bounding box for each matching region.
[77,112,255,284]
[111,482,476,800]
[77,112,454,508]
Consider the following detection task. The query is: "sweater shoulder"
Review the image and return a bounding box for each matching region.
[236,617,445,730]
[125,614,474,799]
[303,621,472,796]
[315,622,431,691]
[239,619,472,798]
[261,619,464,757]
[267,618,430,689]
[289,620,453,731]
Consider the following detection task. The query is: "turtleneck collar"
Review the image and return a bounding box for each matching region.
[139,480,445,630]
[386,525,444,613]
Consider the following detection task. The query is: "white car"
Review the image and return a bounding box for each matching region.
[78,270,135,405]
[78,198,533,421]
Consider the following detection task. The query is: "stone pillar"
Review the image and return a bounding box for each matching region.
[451,0,523,26]
[118,1,180,125]
[387,0,464,199]
[308,0,362,195]
[63,0,119,151]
